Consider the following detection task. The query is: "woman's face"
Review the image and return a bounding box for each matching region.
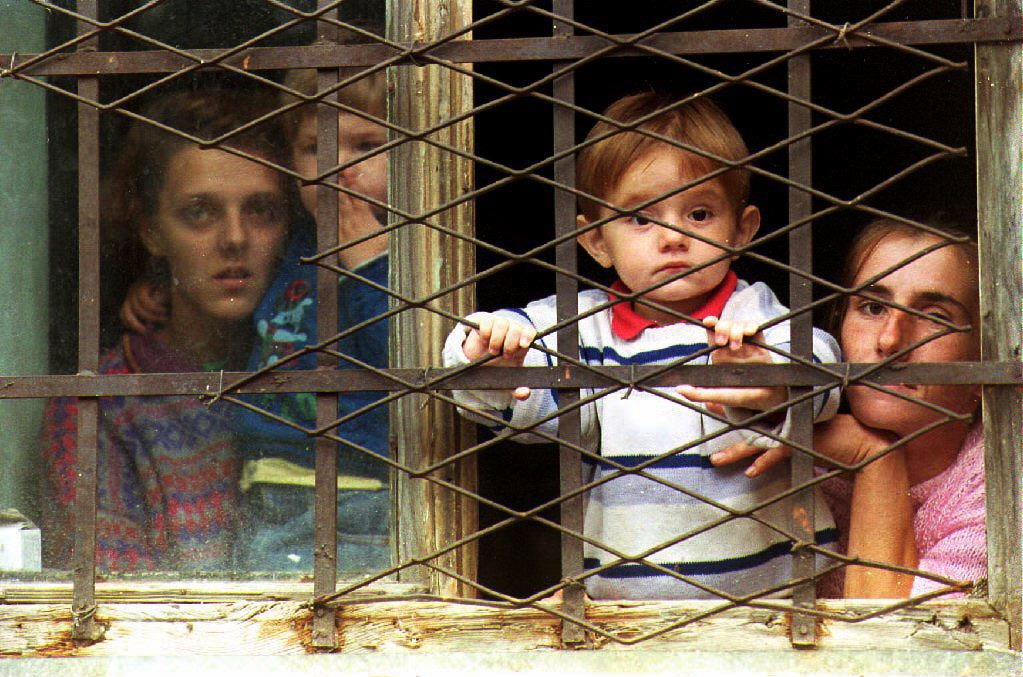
[142,146,288,328]
[840,232,980,436]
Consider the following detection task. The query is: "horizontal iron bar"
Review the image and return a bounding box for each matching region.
[0,362,1016,398]
[2,18,1016,77]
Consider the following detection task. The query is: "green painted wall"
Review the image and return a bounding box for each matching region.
[0,2,49,523]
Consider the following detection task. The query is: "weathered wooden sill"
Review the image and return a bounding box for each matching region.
[0,582,1014,668]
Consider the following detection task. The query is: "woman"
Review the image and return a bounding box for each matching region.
[116,68,394,574]
[713,218,985,597]
[41,89,292,572]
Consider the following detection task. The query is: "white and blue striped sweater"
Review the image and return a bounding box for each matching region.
[443,279,841,600]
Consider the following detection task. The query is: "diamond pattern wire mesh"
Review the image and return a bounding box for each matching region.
[1,0,1012,648]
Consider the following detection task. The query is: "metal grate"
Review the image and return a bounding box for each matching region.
[0,0,1020,652]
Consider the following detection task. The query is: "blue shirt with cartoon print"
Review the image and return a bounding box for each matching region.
[234,224,389,479]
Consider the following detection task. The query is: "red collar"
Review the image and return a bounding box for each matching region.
[609,270,738,340]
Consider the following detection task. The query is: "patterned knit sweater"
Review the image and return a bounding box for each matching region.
[821,423,987,597]
[443,274,842,600]
[40,332,239,572]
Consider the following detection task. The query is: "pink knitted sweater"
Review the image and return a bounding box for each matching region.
[822,423,987,597]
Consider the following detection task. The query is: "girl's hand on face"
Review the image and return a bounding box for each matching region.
[811,414,898,469]
[120,278,170,333]
[337,193,388,270]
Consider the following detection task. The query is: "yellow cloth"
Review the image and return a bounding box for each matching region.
[240,457,386,493]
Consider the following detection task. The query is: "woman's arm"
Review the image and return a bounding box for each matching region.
[800,416,919,597]
[807,417,918,596]
[711,414,889,475]
[844,449,918,597]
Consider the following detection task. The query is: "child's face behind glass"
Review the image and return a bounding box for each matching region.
[292,112,388,220]
[577,147,760,324]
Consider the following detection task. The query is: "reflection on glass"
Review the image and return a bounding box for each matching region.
[0,8,48,381]
[0,508,41,574]
[0,1,398,579]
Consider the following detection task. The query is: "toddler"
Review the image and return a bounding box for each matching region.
[443,92,840,599]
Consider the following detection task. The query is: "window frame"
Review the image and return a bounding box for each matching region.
[0,0,1018,668]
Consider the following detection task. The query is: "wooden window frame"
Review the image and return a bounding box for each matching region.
[0,0,1019,671]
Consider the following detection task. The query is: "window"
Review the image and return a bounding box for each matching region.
[0,0,1018,670]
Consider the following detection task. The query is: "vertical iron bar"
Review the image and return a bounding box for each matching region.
[552,0,585,647]
[311,4,340,651]
[71,0,102,642]
[974,0,1022,651]
[786,0,817,648]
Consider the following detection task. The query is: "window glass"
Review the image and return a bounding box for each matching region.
[0,5,62,574]
[0,0,395,579]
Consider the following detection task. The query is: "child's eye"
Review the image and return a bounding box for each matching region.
[630,214,651,227]
[356,141,382,154]
[689,208,711,222]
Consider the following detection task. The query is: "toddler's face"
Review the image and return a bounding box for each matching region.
[578,148,759,324]
[292,112,388,219]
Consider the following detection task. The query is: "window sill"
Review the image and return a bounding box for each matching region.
[0,592,1013,662]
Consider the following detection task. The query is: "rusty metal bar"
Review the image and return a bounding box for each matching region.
[0,362,1017,399]
[314,382,969,608]
[2,18,1017,77]
[786,0,817,649]
[551,0,586,647]
[311,6,340,651]
[70,0,102,643]
[298,371,939,492]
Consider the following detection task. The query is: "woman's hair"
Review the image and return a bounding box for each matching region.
[102,88,293,331]
[828,216,979,334]
[107,88,290,234]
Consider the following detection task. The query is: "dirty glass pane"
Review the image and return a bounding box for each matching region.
[0,0,394,580]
